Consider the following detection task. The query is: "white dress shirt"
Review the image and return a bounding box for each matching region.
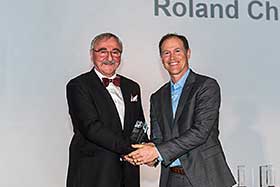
[94,69,125,129]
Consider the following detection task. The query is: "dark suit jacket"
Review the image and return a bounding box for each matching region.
[150,70,236,187]
[66,68,145,187]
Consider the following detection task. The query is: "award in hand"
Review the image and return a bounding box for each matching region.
[130,120,148,144]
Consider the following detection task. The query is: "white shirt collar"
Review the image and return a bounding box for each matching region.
[94,68,117,81]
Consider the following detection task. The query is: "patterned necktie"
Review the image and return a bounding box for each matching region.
[102,76,121,87]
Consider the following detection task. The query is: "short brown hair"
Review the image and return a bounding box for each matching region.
[159,33,189,55]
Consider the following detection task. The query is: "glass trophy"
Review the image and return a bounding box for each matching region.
[130,120,148,144]
[237,165,247,187]
[259,165,275,187]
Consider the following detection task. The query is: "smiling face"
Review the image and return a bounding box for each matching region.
[160,37,191,83]
[90,37,122,77]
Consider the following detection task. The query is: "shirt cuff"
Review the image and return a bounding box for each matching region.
[155,146,163,162]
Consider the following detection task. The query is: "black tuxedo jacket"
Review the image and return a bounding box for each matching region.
[150,70,236,187]
[66,68,145,187]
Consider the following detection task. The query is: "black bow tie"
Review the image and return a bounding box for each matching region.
[102,76,121,87]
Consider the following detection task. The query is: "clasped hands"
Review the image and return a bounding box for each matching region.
[124,142,159,167]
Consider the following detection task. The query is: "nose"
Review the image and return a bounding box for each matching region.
[107,51,113,61]
[170,52,175,60]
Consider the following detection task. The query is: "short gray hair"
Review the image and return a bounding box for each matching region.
[90,32,123,52]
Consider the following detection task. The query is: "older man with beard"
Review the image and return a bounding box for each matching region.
[66,32,146,187]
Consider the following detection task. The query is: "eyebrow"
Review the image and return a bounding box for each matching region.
[93,47,107,51]
[112,48,122,52]
[94,47,122,52]
[175,47,183,50]
[162,48,182,52]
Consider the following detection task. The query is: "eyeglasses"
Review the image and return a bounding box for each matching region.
[92,48,122,58]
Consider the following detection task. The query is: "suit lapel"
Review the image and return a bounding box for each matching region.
[89,69,123,131]
[173,71,196,125]
[119,76,133,134]
[160,83,173,134]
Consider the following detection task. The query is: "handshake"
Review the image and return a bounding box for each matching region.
[124,121,159,167]
[124,143,159,167]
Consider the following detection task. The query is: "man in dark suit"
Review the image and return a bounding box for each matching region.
[128,33,236,187]
[66,33,145,187]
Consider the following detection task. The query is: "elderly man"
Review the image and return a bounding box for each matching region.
[66,32,145,187]
[128,33,236,187]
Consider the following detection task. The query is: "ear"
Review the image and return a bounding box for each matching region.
[187,48,191,60]
[90,49,94,62]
